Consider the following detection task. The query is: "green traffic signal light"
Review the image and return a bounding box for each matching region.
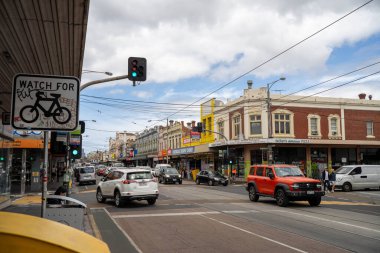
[0,156,4,161]
[72,150,78,155]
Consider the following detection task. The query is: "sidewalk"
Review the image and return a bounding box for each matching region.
[3,180,96,237]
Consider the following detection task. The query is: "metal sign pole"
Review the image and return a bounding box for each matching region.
[41,131,49,218]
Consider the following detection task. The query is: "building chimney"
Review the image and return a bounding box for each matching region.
[169,120,174,126]
[247,80,253,89]
[369,95,372,100]
[181,121,184,127]
[358,93,366,100]
[191,121,195,127]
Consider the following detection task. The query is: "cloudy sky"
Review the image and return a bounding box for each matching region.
[80,0,380,153]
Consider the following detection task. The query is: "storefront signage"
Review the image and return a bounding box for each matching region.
[210,138,312,147]
[172,147,195,155]
[0,139,49,148]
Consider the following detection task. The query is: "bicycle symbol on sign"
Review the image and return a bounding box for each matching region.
[20,91,71,124]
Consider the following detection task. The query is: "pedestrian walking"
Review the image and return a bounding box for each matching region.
[322,168,330,193]
[329,168,336,192]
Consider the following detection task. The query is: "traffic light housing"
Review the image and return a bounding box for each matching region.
[128,57,147,81]
[70,135,82,159]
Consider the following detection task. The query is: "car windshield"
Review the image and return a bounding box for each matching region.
[335,166,353,174]
[80,167,94,173]
[163,168,178,174]
[127,172,152,180]
[112,163,125,167]
[274,167,304,177]
[209,171,223,177]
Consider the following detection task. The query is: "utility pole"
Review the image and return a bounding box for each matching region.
[266,77,285,166]
[166,118,169,163]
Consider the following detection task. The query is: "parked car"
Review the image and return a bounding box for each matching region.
[196,170,228,186]
[246,164,324,207]
[78,166,96,185]
[96,168,159,207]
[96,167,107,176]
[334,165,380,192]
[157,167,182,184]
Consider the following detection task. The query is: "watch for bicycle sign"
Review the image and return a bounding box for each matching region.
[11,74,80,131]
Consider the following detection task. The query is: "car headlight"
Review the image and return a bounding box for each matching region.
[292,183,299,190]
[165,175,170,178]
[316,184,322,188]
[178,175,182,178]
[214,178,220,181]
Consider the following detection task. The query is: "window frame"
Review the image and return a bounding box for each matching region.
[249,114,262,136]
[366,121,374,138]
[232,113,241,139]
[328,114,341,139]
[307,114,321,139]
[272,109,294,138]
[217,120,224,140]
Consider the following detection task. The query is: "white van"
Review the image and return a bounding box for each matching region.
[78,166,96,185]
[335,165,380,192]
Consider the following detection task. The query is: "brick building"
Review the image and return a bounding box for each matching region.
[211,83,380,178]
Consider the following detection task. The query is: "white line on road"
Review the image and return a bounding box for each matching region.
[113,211,220,218]
[271,210,380,234]
[103,208,143,253]
[200,215,308,253]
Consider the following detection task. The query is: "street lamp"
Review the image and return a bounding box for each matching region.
[266,77,285,165]
[82,70,113,76]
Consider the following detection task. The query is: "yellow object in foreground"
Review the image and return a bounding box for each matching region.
[0,212,110,253]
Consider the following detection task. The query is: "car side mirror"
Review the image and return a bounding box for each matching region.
[268,173,274,180]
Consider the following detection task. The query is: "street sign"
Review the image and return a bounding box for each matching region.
[11,74,80,131]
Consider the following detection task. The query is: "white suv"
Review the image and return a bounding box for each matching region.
[96,169,159,207]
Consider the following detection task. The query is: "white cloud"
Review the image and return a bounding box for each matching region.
[108,89,125,95]
[131,90,153,98]
[84,0,380,84]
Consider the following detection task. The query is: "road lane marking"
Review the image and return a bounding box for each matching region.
[103,208,143,253]
[200,215,308,253]
[113,211,220,218]
[271,210,380,234]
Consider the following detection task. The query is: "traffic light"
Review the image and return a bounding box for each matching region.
[128,57,147,81]
[70,135,82,159]
[0,156,5,161]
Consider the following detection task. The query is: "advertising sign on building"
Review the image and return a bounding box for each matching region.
[11,74,80,131]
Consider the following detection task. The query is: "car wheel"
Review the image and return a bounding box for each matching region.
[342,182,352,192]
[208,180,214,186]
[147,199,156,205]
[179,180,182,185]
[248,185,259,202]
[196,178,200,185]
[308,196,322,206]
[275,189,289,207]
[96,188,105,203]
[114,190,123,208]
[223,182,228,186]
[158,178,162,184]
